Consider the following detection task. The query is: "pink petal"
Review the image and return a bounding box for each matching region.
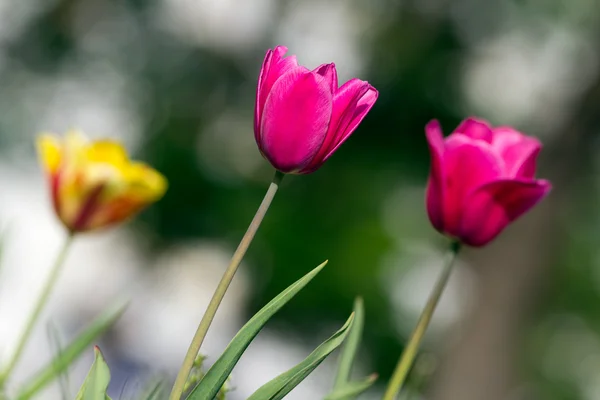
[455,117,494,143]
[300,79,378,173]
[314,63,338,93]
[441,135,503,238]
[425,120,446,232]
[254,46,303,142]
[491,126,542,178]
[459,179,551,246]
[260,70,333,173]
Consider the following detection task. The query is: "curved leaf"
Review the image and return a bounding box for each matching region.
[324,374,378,400]
[247,313,355,400]
[17,304,126,400]
[186,261,328,400]
[332,297,364,389]
[75,346,112,400]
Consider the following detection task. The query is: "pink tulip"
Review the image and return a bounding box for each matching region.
[254,46,378,174]
[425,117,552,247]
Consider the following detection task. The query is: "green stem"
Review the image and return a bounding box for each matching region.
[0,234,75,385]
[169,170,285,400]
[382,241,461,400]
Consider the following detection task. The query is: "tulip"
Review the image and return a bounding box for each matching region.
[254,45,378,174]
[37,130,167,232]
[425,117,551,247]
[0,131,166,386]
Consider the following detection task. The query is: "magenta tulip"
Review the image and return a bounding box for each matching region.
[425,117,552,247]
[254,46,378,174]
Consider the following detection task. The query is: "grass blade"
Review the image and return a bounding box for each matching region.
[17,304,126,400]
[46,322,70,400]
[185,261,328,400]
[139,380,166,400]
[332,297,364,389]
[324,374,378,400]
[247,313,355,400]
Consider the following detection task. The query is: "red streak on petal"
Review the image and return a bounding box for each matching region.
[50,172,61,215]
[71,184,105,232]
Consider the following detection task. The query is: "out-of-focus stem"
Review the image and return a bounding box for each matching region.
[0,234,75,386]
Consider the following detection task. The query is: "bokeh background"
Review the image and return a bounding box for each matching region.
[0,0,598,399]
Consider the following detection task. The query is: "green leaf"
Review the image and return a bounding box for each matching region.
[46,321,71,400]
[247,313,355,400]
[185,261,328,400]
[17,304,126,400]
[332,297,365,389]
[74,346,112,400]
[138,380,166,400]
[324,374,378,400]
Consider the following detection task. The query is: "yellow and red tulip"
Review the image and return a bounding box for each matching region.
[37,130,167,233]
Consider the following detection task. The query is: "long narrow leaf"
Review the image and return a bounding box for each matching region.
[247,313,355,400]
[47,322,70,400]
[332,297,364,389]
[74,346,112,400]
[186,261,328,400]
[17,304,126,400]
[138,380,166,400]
[324,374,378,400]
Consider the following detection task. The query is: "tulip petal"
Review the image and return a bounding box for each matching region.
[62,130,89,166]
[314,63,338,93]
[425,120,446,232]
[459,179,551,246]
[260,70,333,173]
[455,117,494,143]
[325,80,378,159]
[301,79,377,173]
[254,46,302,140]
[37,134,64,213]
[441,135,503,237]
[492,127,541,178]
[86,162,168,230]
[83,140,131,187]
[86,140,128,164]
[37,134,62,174]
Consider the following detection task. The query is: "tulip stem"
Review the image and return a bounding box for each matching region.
[0,234,75,386]
[169,170,285,400]
[382,241,461,400]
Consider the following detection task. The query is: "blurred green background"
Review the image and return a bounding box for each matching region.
[0,0,599,399]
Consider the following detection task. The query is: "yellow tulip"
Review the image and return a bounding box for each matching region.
[37,130,167,232]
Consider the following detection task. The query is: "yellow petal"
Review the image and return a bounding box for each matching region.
[36,134,62,174]
[63,130,89,164]
[125,162,168,201]
[86,139,129,166]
